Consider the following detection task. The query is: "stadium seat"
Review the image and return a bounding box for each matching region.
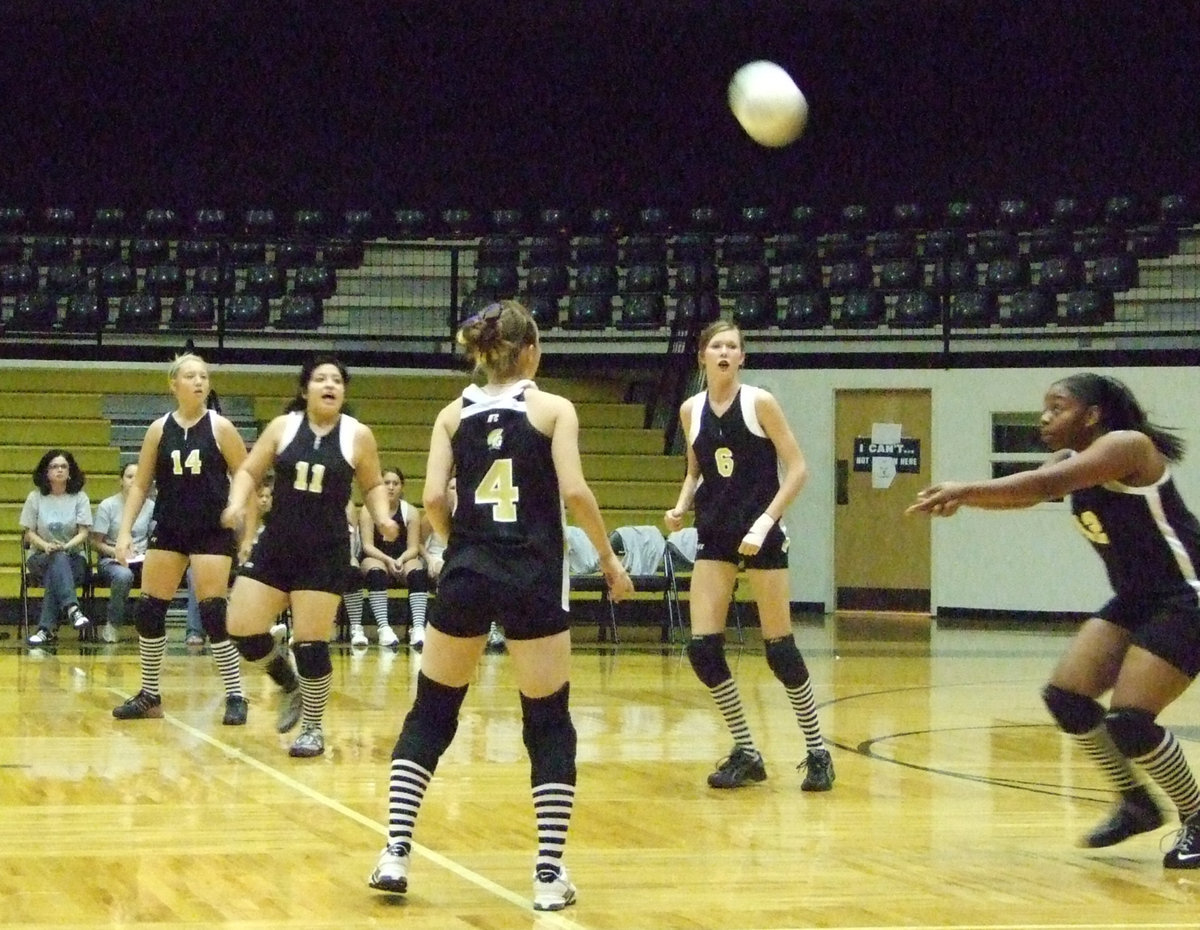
[275,241,318,268]
[79,237,122,265]
[1026,225,1072,259]
[721,232,765,264]
[731,292,775,330]
[565,292,613,329]
[96,263,135,297]
[292,265,336,299]
[948,290,998,327]
[8,292,57,330]
[224,294,269,328]
[62,294,106,331]
[1004,289,1055,327]
[244,264,285,299]
[192,264,235,296]
[1126,225,1177,259]
[674,292,720,326]
[1060,288,1114,325]
[836,291,885,328]
[674,261,717,293]
[827,259,871,294]
[984,256,1031,292]
[31,236,72,264]
[1090,253,1139,291]
[973,229,1019,260]
[293,209,330,239]
[618,293,666,329]
[243,208,279,238]
[144,264,185,296]
[878,258,922,292]
[191,208,231,237]
[1,263,37,295]
[116,293,162,330]
[574,234,619,265]
[170,293,216,329]
[322,240,365,269]
[1037,255,1083,292]
[523,294,560,329]
[228,240,266,265]
[474,264,519,299]
[129,238,169,267]
[724,261,769,293]
[779,291,831,329]
[890,291,939,327]
[775,261,819,294]
[921,228,969,259]
[277,294,323,329]
[624,262,668,294]
[142,208,183,236]
[43,264,90,296]
[176,239,222,267]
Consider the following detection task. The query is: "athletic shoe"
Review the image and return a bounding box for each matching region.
[707,746,767,789]
[269,621,288,645]
[185,633,205,647]
[113,690,163,720]
[27,628,57,646]
[1164,812,1200,869]
[99,623,119,644]
[533,865,577,912]
[276,685,303,733]
[368,844,409,893]
[486,622,507,653]
[1080,785,1164,847]
[377,625,400,649]
[799,748,835,791]
[223,694,249,726]
[409,623,425,651]
[67,605,90,630]
[350,624,369,648]
[289,724,324,757]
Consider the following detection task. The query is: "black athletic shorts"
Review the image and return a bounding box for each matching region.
[431,568,569,641]
[695,521,790,570]
[149,524,237,559]
[1099,592,1200,678]
[238,528,350,596]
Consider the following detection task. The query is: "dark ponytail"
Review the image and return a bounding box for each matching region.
[1057,373,1185,461]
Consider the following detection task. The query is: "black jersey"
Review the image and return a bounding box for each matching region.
[266,412,359,553]
[688,385,780,539]
[443,380,567,608]
[370,499,416,558]
[153,409,231,534]
[1070,470,1200,603]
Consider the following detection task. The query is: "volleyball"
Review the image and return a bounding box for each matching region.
[727,60,808,148]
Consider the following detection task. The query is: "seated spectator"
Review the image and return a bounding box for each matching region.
[358,467,428,650]
[90,462,155,644]
[21,449,92,645]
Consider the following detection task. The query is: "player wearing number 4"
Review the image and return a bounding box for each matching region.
[223,356,399,758]
[908,373,1200,869]
[368,300,633,911]
[112,354,253,725]
[665,320,834,792]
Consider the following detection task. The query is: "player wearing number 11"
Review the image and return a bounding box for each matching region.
[223,356,399,758]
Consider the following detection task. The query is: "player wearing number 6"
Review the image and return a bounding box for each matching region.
[113,353,253,726]
[664,320,834,792]
[222,356,399,758]
[368,300,633,911]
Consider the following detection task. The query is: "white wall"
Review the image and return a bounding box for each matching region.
[743,364,1200,615]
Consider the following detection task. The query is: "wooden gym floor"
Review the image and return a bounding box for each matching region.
[2,613,1199,930]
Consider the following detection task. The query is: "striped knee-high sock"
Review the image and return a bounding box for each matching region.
[139,634,168,697]
[344,589,364,629]
[708,678,755,751]
[408,592,428,630]
[386,758,432,853]
[1135,730,1200,820]
[368,590,390,629]
[210,640,244,697]
[785,677,825,753]
[533,781,576,877]
[299,670,332,729]
[1073,725,1143,792]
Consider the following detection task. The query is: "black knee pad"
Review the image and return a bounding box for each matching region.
[292,640,332,680]
[1106,707,1163,758]
[764,635,809,689]
[135,596,170,638]
[198,597,229,643]
[406,568,430,594]
[393,672,468,772]
[231,631,277,663]
[365,568,390,592]
[1041,684,1105,735]
[687,633,731,688]
[521,683,577,787]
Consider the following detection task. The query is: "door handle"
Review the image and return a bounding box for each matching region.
[835,459,849,505]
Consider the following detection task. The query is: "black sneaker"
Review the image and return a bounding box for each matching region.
[799,748,835,791]
[222,694,248,726]
[707,746,766,789]
[1164,812,1200,869]
[1080,785,1164,848]
[113,690,164,720]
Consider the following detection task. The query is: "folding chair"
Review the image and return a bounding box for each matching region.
[20,539,95,642]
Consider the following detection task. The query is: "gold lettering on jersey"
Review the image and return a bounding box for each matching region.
[1074,510,1109,545]
[293,461,326,494]
[171,448,202,475]
[715,447,734,478]
[487,428,504,451]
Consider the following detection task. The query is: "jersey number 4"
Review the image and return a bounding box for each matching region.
[475,458,518,522]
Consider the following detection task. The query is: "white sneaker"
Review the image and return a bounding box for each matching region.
[68,606,90,629]
[408,623,425,650]
[350,624,369,648]
[368,844,409,893]
[377,625,400,649]
[99,623,118,644]
[486,622,507,653]
[269,621,288,645]
[533,865,577,911]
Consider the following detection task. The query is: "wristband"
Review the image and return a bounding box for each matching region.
[741,513,775,548]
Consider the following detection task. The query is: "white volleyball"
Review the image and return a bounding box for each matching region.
[728,60,808,148]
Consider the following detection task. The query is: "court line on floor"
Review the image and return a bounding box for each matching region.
[106,688,589,930]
